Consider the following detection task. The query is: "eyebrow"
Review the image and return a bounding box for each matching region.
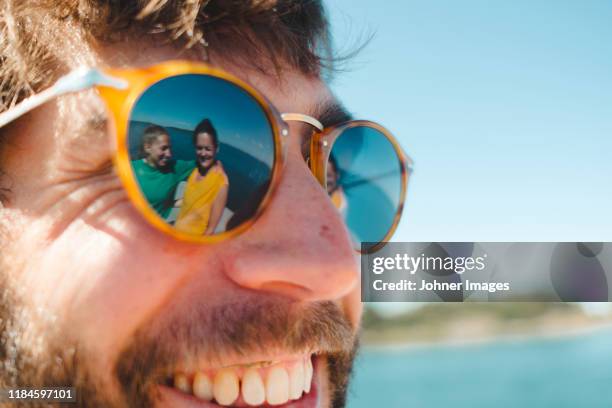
[313,99,353,129]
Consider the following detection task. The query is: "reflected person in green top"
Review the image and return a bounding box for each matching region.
[131,125,194,219]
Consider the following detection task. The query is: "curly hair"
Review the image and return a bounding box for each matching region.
[0,0,333,113]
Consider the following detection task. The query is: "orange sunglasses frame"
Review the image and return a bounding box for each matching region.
[91,60,410,252]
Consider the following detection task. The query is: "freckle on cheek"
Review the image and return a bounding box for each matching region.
[319,224,331,238]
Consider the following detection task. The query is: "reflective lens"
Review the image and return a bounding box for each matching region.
[328,125,404,251]
[127,74,276,237]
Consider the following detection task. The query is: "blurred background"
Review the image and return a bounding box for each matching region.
[350,303,611,407]
[326,1,612,406]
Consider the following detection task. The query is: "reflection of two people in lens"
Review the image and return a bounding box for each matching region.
[174,119,229,235]
[327,154,347,215]
[134,120,228,235]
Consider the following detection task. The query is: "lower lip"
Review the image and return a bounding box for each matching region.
[155,359,320,408]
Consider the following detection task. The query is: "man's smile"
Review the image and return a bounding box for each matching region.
[161,354,318,407]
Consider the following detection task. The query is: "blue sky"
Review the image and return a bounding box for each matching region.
[327,0,612,242]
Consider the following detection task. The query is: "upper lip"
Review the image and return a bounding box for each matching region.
[171,350,316,374]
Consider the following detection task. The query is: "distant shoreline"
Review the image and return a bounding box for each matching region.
[361,320,612,352]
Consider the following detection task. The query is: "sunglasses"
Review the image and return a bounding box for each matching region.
[0,61,413,253]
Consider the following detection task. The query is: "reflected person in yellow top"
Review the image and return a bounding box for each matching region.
[175,119,229,235]
[327,154,347,216]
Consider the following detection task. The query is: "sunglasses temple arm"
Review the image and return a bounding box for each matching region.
[0,68,128,128]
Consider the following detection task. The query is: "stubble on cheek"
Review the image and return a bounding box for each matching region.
[0,216,66,387]
[0,267,118,407]
[0,214,117,407]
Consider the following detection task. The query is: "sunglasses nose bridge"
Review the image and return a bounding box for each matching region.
[279,112,328,185]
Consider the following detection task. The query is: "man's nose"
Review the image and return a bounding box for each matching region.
[219,150,359,302]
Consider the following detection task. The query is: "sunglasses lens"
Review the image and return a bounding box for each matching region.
[328,125,404,251]
[127,74,276,237]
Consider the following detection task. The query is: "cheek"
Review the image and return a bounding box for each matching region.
[11,202,205,370]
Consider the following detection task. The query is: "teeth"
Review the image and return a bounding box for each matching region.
[289,361,305,400]
[213,369,240,406]
[304,357,313,394]
[193,372,213,401]
[174,373,191,394]
[266,366,290,405]
[173,356,315,405]
[242,368,266,406]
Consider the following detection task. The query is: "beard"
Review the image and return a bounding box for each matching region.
[0,277,359,407]
[0,272,103,407]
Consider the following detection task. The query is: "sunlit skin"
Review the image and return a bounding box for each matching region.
[145,134,173,170]
[0,38,362,408]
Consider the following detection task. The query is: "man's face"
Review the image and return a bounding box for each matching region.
[0,40,361,408]
[145,134,173,170]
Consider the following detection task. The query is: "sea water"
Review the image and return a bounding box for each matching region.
[348,328,612,408]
